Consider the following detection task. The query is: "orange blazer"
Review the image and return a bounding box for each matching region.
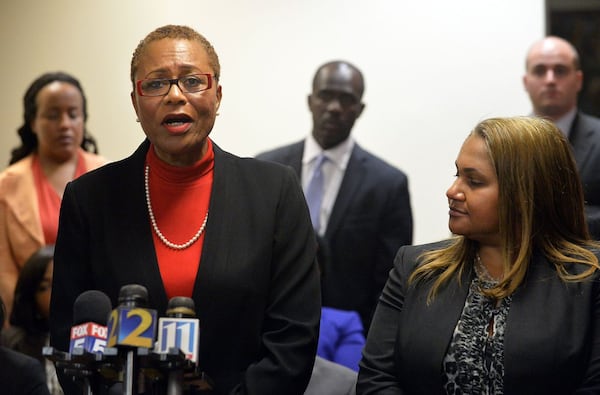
[0,150,107,317]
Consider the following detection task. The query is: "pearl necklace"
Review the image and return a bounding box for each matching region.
[144,165,208,250]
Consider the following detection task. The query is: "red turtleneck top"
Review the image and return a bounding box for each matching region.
[145,139,214,299]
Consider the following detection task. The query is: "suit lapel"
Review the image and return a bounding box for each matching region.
[570,113,596,173]
[282,141,304,177]
[325,145,365,238]
[4,158,44,245]
[422,268,471,375]
[398,255,472,394]
[289,144,303,176]
[192,144,230,307]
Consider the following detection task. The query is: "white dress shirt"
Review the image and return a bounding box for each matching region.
[302,136,354,236]
[532,107,576,138]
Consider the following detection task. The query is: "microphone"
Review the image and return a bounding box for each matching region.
[69,290,112,354]
[107,284,157,395]
[107,284,157,349]
[155,296,200,363]
[45,290,115,395]
[155,297,200,395]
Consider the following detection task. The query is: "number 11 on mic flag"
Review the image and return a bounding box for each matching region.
[155,317,200,363]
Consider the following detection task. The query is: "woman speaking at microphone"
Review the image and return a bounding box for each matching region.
[49,24,320,395]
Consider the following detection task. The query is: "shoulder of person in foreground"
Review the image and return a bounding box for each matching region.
[64,141,145,194]
[0,346,50,395]
[305,356,357,395]
[369,239,456,315]
[392,240,452,270]
[218,143,304,185]
[356,239,454,395]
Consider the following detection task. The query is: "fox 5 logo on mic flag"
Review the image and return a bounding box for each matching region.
[69,323,108,354]
[155,317,200,363]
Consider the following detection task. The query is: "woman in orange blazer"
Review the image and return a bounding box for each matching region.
[0,72,107,318]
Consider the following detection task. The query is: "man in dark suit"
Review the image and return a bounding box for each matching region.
[256,61,413,332]
[523,36,600,237]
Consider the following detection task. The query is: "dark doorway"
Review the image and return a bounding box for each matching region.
[547,0,600,117]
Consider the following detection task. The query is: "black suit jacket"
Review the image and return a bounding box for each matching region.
[256,141,412,331]
[570,112,600,239]
[0,346,50,395]
[358,242,600,394]
[49,139,321,395]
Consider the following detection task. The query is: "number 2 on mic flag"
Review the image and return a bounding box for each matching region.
[107,307,157,348]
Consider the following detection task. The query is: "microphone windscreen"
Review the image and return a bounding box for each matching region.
[118,284,149,306]
[166,296,196,318]
[72,290,112,325]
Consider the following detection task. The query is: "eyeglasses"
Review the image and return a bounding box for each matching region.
[315,90,360,108]
[136,74,213,97]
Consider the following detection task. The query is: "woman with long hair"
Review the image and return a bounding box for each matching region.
[2,245,61,394]
[358,117,600,394]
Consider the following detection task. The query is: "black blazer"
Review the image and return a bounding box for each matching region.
[256,141,413,331]
[0,346,50,395]
[570,112,600,239]
[49,140,321,395]
[358,241,600,395]
[570,112,600,207]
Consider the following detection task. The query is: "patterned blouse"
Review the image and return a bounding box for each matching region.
[442,275,512,394]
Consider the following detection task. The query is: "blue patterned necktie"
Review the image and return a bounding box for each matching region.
[306,154,327,230]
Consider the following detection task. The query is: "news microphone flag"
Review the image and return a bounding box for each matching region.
[69,323,108,354]
[155,296,200,363]
[69,290,112,354]
[107,284,157,349]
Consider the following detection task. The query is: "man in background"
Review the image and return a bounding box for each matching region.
[256,60,413,332]
[523,36,600,238]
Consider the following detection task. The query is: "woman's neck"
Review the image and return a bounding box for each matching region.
[36,151,80,198]
[477,246,504,281]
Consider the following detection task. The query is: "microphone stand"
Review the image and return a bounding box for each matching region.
[123,349,137,395]
[43,346,121,395]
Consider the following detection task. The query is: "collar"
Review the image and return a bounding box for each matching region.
[303,135,354,170]
[146,138,215,183]
[553,107,577,138]
[532,107,577,138]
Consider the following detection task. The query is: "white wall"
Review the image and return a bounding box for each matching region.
[0,0,544,245]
